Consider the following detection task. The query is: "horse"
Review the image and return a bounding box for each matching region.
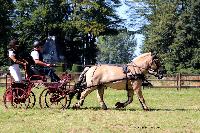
[73,52,164,110]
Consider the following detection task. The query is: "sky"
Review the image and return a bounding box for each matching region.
[115,0,145,56]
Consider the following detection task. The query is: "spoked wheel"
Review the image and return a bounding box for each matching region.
[39,89,49,108]
[4,87,29,109]
[3,87,14,108]
[27,91,36,108]
[39,88,67,109]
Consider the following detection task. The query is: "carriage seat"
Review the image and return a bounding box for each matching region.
[26,65,47,82]
[28,75,47,82]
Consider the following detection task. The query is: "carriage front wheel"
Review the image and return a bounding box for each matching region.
[39,88,72,109]
[28,91,36,108]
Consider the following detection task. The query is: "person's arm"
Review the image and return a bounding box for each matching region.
[31,51,51,67]
[34,59,51,67]
[9,51,26,66]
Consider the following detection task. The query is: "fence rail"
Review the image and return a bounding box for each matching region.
[147,73,200,89]
[0,71,200,89]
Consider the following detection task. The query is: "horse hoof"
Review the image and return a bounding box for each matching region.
[115,102,124,108]
[102,105,108,110]
[72,104,80,110]
[144,108,150,111]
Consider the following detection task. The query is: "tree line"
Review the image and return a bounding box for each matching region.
[1,0,199,74]
[133,0,200,74]
[1,0,136,69]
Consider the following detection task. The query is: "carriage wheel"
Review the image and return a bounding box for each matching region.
[27,91,36,108]
[39,89,48,108]
[45,90,67,109]
[3,87,14,108]
[39,88,67,109]
[4,88,29,109]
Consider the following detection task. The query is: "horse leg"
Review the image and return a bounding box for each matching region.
[133,80,149,111]
[97,86,107,110]
[73,87,96,109]
[115,88,134,108]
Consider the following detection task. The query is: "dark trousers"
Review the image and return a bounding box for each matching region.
[36,66,60,82]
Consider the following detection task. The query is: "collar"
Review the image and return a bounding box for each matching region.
[33,48,39,51]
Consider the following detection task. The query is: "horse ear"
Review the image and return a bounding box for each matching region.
[151,51,158,59]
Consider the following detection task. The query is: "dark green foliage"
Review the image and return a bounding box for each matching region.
[0,0,14,66]
[137,0,200,74]
[0,0,122,68]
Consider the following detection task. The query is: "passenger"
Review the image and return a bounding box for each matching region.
[30,40,60,82]
[8,39,27,82]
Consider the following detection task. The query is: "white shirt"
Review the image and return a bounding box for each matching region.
[31,50,39,60]
[8,49,15,58]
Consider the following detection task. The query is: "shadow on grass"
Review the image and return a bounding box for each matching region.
[11,106,199,112]
[67,107,200,112]
[149,108,200,112]
[66,106,136,111]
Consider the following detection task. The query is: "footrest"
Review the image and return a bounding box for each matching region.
[11,82,26,88]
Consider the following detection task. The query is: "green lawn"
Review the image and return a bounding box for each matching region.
[0,87,200,133]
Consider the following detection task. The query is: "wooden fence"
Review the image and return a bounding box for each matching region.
[146,73,200,89]
[0,71,200,89]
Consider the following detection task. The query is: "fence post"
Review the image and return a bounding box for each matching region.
[176,74,178,90]
[176,73,179,90]
[176,73,181,90]
[179,73,181,90]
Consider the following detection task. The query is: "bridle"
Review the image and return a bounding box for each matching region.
[131,56,163,79]
[149,57,164,79]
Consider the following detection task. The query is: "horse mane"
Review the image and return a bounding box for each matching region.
[132,52,151,62]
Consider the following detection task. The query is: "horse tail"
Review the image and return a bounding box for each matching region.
[78,67,90,83]
[75,67,90,100]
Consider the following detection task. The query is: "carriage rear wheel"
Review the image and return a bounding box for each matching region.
[3,87,29,109]
[39,88,71,109]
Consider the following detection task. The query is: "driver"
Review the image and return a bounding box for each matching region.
[30,41,60,82]
[8,39,27,82]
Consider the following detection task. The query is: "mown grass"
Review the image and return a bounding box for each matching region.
[0,87,200,133]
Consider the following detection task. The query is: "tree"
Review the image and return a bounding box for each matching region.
[134,0,200,74]
[11,0,122,67]
[140,0,178,55]
[166,0,200,73]
[96,30,136,64]
[0,0,14,66]
[66,0,122,65]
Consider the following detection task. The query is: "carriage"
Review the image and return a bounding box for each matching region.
[3,65,76,109]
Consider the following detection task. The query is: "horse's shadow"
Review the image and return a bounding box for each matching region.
[68,106,136,111]
[68,107,200,112]
[149,108,200,112]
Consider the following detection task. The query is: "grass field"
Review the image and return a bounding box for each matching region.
[0,87,200,133]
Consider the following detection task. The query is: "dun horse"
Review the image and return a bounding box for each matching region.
[73,52,164,110]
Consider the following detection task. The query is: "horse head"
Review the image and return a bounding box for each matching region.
[131,52,166,79]
[149,53,166,79]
